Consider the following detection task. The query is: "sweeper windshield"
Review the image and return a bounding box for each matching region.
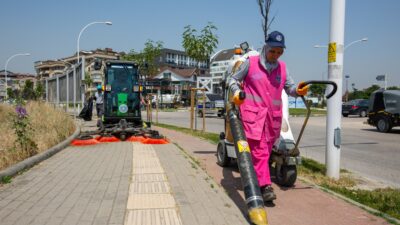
[103,61,142,125]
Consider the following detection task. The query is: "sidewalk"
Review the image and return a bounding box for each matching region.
[154,126,391,225]
[0,118,392,225]
[0,120,247,225]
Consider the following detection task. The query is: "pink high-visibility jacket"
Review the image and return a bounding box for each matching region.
[240,56,286,141]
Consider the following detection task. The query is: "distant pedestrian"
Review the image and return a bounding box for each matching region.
[94,85,104,117]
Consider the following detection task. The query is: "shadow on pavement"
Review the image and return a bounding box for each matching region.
[220,164,250,221]
[361,128,400,134]
[193,151,217,154]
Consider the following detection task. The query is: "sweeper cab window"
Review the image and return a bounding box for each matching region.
[103,63,142,121]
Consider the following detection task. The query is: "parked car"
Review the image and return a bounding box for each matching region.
[197,93,224,117]
[342,99,369,117]
[367,90,400,132]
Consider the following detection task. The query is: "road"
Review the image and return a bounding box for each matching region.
[150,110,400,188]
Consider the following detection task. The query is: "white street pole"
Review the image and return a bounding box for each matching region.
[4,53,30,100]
[45,79,48,102]
[73,66,77,117]
[60,60,73,113]
[345,77,348,102]
[56,75,60,107]
[77,21,112,65]
[326,0,346,180]
[81,56,85,107]
[385,74,387,90]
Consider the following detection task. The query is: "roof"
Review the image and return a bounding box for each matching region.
[212,48,236,62]
[159,67,197,78]
[0,70,35,78]
[161,48,186,55]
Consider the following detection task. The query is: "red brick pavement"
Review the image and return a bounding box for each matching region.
[154,126,390,225]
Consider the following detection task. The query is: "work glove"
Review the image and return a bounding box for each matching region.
[296,82,309,96]
[233,90,245,105]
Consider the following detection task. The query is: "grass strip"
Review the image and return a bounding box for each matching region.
[299,157,400,222]
[289,108,327,116]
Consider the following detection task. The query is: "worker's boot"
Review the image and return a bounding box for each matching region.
[261,185,276,202]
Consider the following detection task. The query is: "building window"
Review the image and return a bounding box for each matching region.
[163,72,171,80]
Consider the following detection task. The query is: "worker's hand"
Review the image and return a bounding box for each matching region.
[233,90,245,105]
[296,82,309,96]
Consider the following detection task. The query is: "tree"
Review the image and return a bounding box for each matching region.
[309,83,327,107]
[257,0,275,41]
[123,39,163,77]
[182,22,218,70]
[387,86,400,90]
[83,72,93,87]
[7,88,15,100]
[35,81,45,100]
[364,85,380,98]
[309,84,326,98]
[348,84,381,100]
[21,80,36,100]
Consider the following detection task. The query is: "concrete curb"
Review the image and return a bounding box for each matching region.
[298,176,400,224]
[0,122,81,181]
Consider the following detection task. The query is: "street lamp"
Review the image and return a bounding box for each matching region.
[314,37,368,50]
[344,38,368,50]
[314,38,368,80]
[77,21,112,64]
[345,74,350,102]
[76,21,111,106]
[4,53,31,100]
[314,35,368,179]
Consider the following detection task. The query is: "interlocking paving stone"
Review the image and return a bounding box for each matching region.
[0,141,132,225]
[125,209,182,225]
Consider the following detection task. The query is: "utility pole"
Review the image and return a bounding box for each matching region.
[326,0,346,179]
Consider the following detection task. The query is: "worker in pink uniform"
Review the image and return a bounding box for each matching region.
[228,31,309,202]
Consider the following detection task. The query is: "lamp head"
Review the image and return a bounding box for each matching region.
[105,21,112,25]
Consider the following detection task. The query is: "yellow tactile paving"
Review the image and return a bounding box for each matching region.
[129,181,170,194]
[127,193,176,209]
[125,143,182,225]
[125,209,182,225]
[131,174,167,182]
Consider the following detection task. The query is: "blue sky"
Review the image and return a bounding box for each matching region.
[1,0,399,90]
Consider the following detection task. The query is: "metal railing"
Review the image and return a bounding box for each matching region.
[45,58,85,116]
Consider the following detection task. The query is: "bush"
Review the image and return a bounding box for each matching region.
[0,102,75,170]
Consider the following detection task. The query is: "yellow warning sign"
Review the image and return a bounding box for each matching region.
[237,140,250,153]
[328,42,336,63]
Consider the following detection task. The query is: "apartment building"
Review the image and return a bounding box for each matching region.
[157,48,208,76]
[34,48,119,82]
[0,70,36,100]
[209,48,236,94]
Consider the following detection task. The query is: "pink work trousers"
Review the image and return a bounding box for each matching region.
[247,130,273,187]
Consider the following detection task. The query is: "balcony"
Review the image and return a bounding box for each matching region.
[90,71,103,83]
